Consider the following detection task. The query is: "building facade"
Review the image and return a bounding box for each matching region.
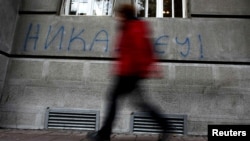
[0,0,250,135]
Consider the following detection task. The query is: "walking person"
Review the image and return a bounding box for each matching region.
[86,4,169,141]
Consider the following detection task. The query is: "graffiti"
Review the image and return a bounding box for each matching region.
[198,34,204,59]
[68,28,86,51]
[175,37,190,57]
[23,24,40,51]
[89,30,109,52]
[154,35,169,54]
[23,23,109,52]
[154,35,204,59]
[23,23,204,59]
[45,25,64,50]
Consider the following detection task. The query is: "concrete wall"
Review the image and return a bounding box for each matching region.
[0,0,20,106]
[12,15,250,62]
[191,0,250,15]
[0,0,20,53]
[0,55,9,99]
[1,0,250,135]
[20,0,61,12]
[1,58,250,134]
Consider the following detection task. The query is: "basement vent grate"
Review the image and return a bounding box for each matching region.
[130,112,187,135]
[45,108,100,131]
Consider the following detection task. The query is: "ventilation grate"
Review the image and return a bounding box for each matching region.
[45,108,100,131]
[130,112,187,135]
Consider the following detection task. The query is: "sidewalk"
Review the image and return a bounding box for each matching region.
[0,129,208,141]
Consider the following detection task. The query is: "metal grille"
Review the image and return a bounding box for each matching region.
[130,112,187,135]
[45,108,100,131]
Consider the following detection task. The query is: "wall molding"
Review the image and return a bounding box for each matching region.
[1,50,250,66]
[191,14,250,19]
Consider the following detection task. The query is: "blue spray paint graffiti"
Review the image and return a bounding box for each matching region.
[68,28,86,51]
[175,37,190,58]
[23,23,204,59]
[154,35,204,59]
[44,25,64,50]
[154,35,169,54]
[23,23,40,51]
[23,23,109,52]
[198,34,204,59]
[89,30,109,52]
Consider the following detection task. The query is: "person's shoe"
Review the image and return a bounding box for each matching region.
[85,131,110,141]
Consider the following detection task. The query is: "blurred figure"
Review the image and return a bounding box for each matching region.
[86,4,168,141]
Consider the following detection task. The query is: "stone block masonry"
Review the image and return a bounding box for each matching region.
[1,58,250,134]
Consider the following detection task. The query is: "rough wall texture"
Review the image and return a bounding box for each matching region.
[0,0,20,53]
[0,0,20,106]
[0,0,250,135]
[191,0,250,15]
[12,15,250,62]
[0,55,9,98]
[19,0,61,12]
[1,58,250,134]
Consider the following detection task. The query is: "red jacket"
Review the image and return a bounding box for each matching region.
[113,19,159,78]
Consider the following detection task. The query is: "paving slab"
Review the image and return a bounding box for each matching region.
[169,137,183,141]
[0,133,38,141]
[0,129,208,141]
[135,134,159,141]
[181,136,207,141]
[49,136,84,141]
[112,134,136,141]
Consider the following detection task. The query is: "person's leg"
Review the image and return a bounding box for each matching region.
[99,76,140,138]
[94,76,140,140]
[134,87,169,141]
[97,78,121,138]
[145,103,169,141]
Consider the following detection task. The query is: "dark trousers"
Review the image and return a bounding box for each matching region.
[98,75,167,138]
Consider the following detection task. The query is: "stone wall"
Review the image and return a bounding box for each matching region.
[0,0,20,106]
[1,0,250,135]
